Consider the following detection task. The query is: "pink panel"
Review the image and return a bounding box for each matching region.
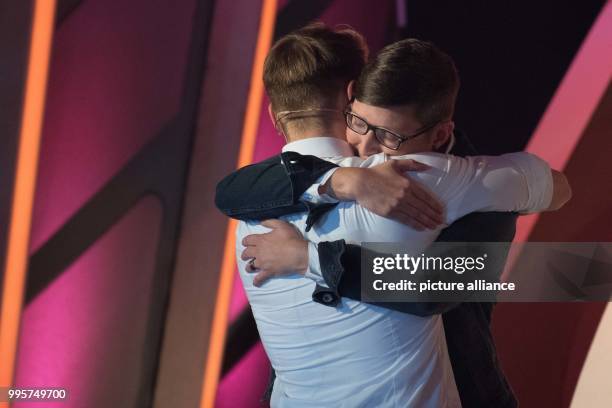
[15,196,163,407]
[30,0,195,252]
[215,343,271,408]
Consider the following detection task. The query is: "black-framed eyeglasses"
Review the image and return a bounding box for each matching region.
[344,109,440,150]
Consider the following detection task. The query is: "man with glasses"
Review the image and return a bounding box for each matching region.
[218,24,571,407]
[344,105,446,152]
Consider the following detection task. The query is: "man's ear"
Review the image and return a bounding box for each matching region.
[269,104,288,138]
[347,80,355,101]
[432,121,454,150]
[267,104,275,126]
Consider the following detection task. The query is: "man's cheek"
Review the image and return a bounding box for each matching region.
[346,132,361,147]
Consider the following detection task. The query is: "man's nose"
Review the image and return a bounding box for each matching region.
[358,131,381,158]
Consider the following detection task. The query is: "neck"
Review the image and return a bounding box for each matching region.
[286,130,344,143]
[284,121,346,143]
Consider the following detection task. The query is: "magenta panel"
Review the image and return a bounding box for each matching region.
[15,196,163,407]
[216,343,271,408]
[30,0,195,252]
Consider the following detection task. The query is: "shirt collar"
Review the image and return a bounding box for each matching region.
[282,136,354,158]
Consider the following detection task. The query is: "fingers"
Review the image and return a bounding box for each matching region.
[404,198,442,229]
[253,270,273,287]
[244,257,266,289]
[406,189,445,226]
[392,159,431,173]
[245,259,258,273]
[261,219,291,230]
[390,209,428,231]
[242,221,294,249]
[241,246,256,261]
[261,219,302,240]
[241,247,259,273]
[242,233,262,247]
[392,197,441,230]
[390,203,430,230]
[386,161,444,225]
[410,182,445,216]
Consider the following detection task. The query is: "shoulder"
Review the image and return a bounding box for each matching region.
[392,152,456,169]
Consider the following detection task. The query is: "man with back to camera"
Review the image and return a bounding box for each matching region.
[217,23,571,407]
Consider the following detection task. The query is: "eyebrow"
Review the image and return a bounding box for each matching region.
[349,109,407,137]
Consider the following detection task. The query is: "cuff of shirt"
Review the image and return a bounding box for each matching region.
[304,241,327,287]
[300,168,341,204]
[311,239,346,307]
[507,152,554,213]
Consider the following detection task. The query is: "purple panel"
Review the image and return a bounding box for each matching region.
[15,196,162,407]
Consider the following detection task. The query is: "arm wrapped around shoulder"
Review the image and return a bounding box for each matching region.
[504,152,571,213]
[504,152,554,214]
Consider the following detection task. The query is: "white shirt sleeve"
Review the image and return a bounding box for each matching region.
[450,152,553,220]
[395,152,553,223]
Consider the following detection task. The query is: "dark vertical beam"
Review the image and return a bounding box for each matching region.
[0,0,56,389]
[139,0,217,405]
[0,0,34,301]
[152,0,266,406]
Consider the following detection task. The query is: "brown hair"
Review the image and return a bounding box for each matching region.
[263,23,368,124]
[354,38,460,125]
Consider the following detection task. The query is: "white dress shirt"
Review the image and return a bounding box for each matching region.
[235,136,552,408]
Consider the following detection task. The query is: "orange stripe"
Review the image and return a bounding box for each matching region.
[0,0,56,400]
[199,0,277,407]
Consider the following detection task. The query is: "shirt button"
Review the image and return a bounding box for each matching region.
[321,293,335,304]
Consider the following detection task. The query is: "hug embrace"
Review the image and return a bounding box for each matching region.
[215,23,571,408]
